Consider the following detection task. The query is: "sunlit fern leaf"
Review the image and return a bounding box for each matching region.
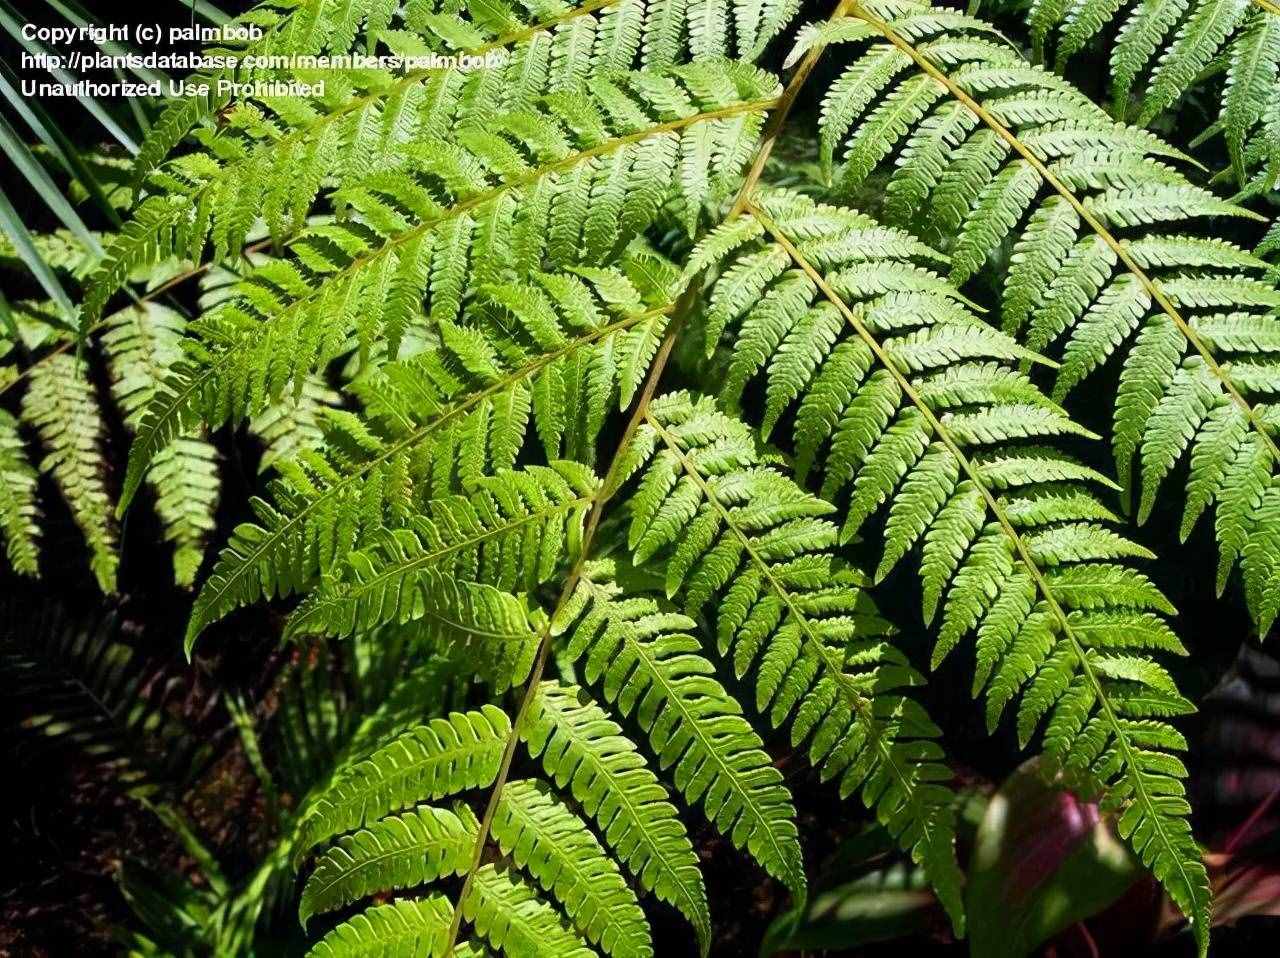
[491,778,653,958]
[296,704,511,857]
[0,410,40,576]
[100,60,778,507]
[554,560,804,898]
[794,0,1280,638]
[1026,0,1277,182]
[184,270,669,648]
[300,802,480,927]
[286,462,599,638]
[617,389,964,931]
[102,304,219,586]
[119,0,797,287]
[695,185,1209,954]
[21,353,118,591]
[521,680,710,954]
[462,862,597,958]
[306,894,457,958]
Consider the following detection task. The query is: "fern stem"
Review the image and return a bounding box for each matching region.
[846,2,1280,472]
[1254,0,1280,17]
[441,4,861,952]
[749,199,1209,947]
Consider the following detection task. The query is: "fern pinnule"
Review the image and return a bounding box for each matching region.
[300,802,480,927]
[296,704,511,858]
[798,0,1280,637]
[697,185,1208,952]
[306,894,457,958]
[462,862,596,958]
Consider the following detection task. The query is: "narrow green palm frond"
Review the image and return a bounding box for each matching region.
[490,778,652,958]
[112,61,778,512]
[21,352,117,590]
[102,303,219,586]
[1027,0,1279,181]
[694,187,1208,953]
[797,0,1280,636]
[618,390,965,928]
[0,408,39,575]
[554,559,805,899]
[182,267,670,649]
[520,680,709,952]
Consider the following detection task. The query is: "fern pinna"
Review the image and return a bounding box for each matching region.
[76,0,1225,954]
[1026,0,1280,189]
[790,0,1280,641]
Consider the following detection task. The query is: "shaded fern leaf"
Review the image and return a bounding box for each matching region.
[0,410,40,576]
[695,186,1209,953]
[102,304,219,586]
[21,353,118,591]
[617,390,965,932]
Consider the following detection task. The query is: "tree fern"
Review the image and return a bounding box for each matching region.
[688,185,1209,952]
[794,0,1280,638]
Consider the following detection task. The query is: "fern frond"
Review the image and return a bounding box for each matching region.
[184,271,669,649]
[21,353,118,591]
[109,61,777,509]
[0,409,40,576]
[521,680,710,953]
[491,778,652,958]
[555,560,805,898]
[799,0,1280,637]
[695,186,1209,952]
[615,390,965,929]
[102,304,219,586]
